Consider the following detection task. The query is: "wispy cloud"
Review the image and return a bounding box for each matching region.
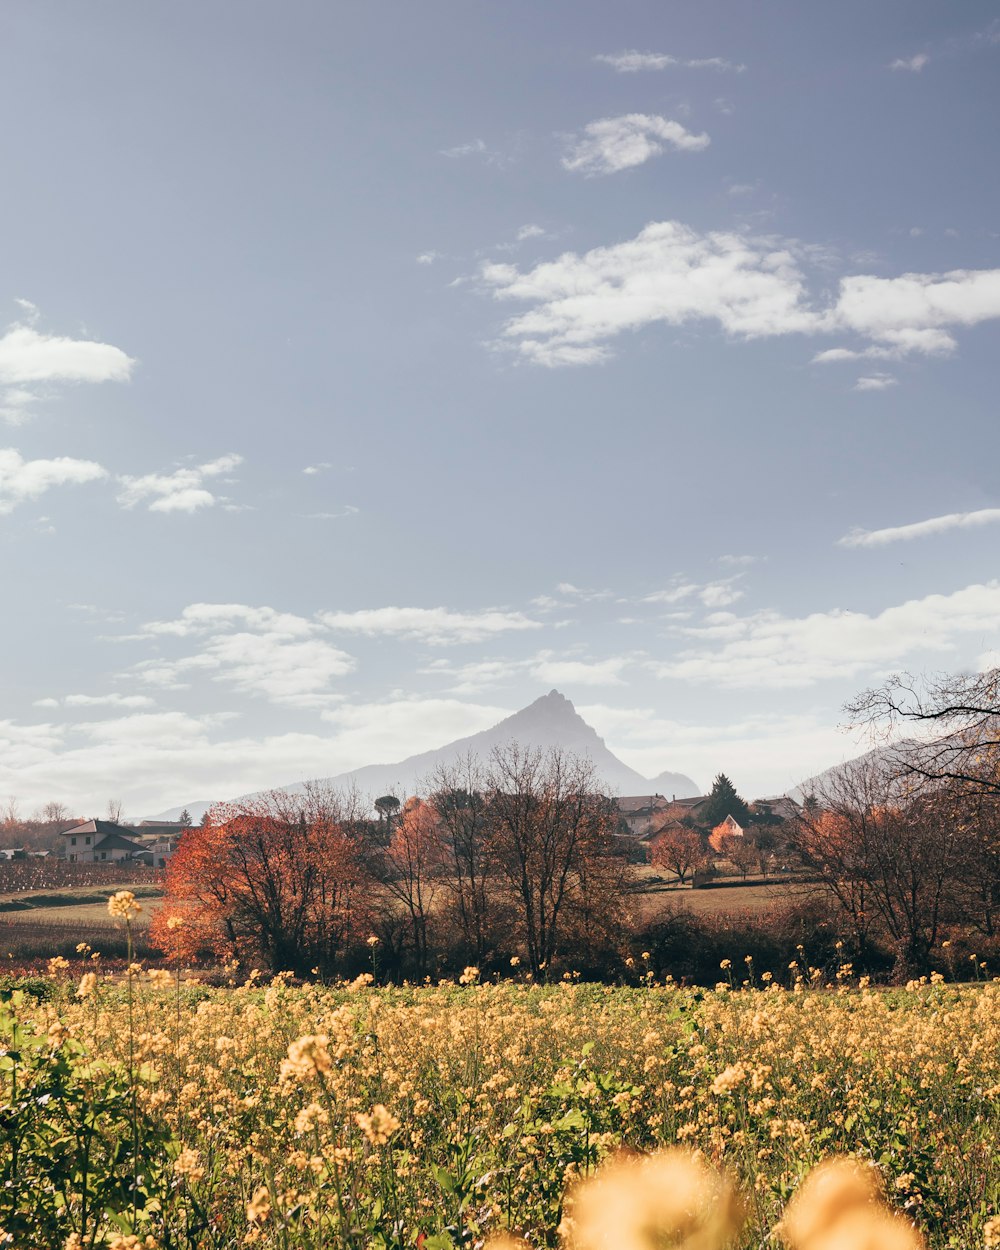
[890,53,930,72]
[36,693,157,709]
[516,224,546,242]
[595,51,746,73]
[319,605,543,645]
[0,447,107,514]
[562,114,710,176]
[643,578,745,609]
[838,507,1000,548]
[117,453,243,513]
[416,251,441,265]
[853,373,898,391]
[479,218,1000,367]
[302,462,331,475]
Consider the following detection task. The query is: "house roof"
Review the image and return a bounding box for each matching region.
[617,795,669,813]
[62,819,141,839]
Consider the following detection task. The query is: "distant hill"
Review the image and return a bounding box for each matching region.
[147,691,700,819]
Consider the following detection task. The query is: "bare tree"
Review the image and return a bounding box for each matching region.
[484,744,627,977]
[789,756,963,978]
[847,668,1000,796]
[428,754,493,965]
[106,798,124,824]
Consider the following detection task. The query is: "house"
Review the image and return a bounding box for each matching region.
[616,795,674,837]
[751,795,802,823]
[61,820,147,864]
[709,814,745,853]
[617,794,712,838]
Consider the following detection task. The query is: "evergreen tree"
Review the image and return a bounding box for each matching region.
[700,773,750,828]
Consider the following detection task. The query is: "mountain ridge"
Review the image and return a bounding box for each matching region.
[147,691,701,820]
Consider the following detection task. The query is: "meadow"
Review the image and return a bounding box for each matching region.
[2,922,997,1250]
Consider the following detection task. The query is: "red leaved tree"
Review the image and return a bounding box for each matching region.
[151,785,374,975]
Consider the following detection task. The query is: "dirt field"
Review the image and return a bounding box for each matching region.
[633,875,823,921]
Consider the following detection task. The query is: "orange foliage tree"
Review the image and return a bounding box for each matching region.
[151,786,373,976]
[380,797,444,973]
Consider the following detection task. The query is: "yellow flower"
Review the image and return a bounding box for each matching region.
[567,1148,743,1250]
[366,934,380,947]
[711,1063,747,1095]
[355,1103,401,1146]
[148,968,174,990]
[75,971,98,999]
[459,966,480,985]
[280,1034,333,1083]
[246,1185,271,1224]
[108,890,141,919]
[166,914,185,930]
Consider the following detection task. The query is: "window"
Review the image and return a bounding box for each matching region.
[85,836,91,845]
[100,852,106,861]
[70,837,77,845]
[69,854,76,863]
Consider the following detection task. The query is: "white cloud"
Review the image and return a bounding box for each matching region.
[117,453,243,513]
[890,54,929,72]
[854,373,898,391]
[0,322,134,386]
[480,218,1000,367]
[651,581,1000,688]
[304,506,359,520]
[516,224,545,241]
[529,656,627,686]
[838,507,1000,548]
[134,603,355,707]
[644,578,744,609]
[718,554,762,567]
[441,138,488,158]
[36,693,157,709]
[0,448,107,514]
[416,251,441,265]
[0,314,135,426]
[595,51,745,73]
[318,606,543,645]
[302,462,331,475]
[562,114,710,176]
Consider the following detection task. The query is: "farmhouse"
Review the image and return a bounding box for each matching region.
[61,819,147,864]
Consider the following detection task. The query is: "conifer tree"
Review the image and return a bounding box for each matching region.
[700,773,750,828]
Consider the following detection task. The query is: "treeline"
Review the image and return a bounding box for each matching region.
[149,741,1000,985]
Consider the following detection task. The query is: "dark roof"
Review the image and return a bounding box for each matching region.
[92,831,146,852]
[617,795,669,813]
[62,819,141,840]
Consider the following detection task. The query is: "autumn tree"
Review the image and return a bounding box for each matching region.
[650,825,706,885]
[380,796,444,972]
[152,784,373,976]
[483,744,628,976]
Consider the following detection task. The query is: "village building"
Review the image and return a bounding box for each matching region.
[61,819,147,864]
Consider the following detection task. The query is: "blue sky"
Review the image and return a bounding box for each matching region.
[3,1,1000,814]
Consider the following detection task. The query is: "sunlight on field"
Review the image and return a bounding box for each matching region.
[2,974,997,1248]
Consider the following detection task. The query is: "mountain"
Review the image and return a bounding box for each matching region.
[146,691,700,819]
[283,691,701,804]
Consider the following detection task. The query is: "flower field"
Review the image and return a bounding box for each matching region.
[2,953,998,1250]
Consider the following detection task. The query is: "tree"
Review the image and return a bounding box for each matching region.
[698,774,750,829]
[483,744,628,976]
[787,757,963,977]
[105,799,124,824]
[721,833,758,881]
[649,825,706,885]
[151,785,373,976]
[178,809,193,827]
[374,795,401,841]
[847,668,1000,796]
[428,755,494,965]
[380,797,443,972]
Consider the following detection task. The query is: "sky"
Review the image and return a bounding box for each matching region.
[3,1,1000,816]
